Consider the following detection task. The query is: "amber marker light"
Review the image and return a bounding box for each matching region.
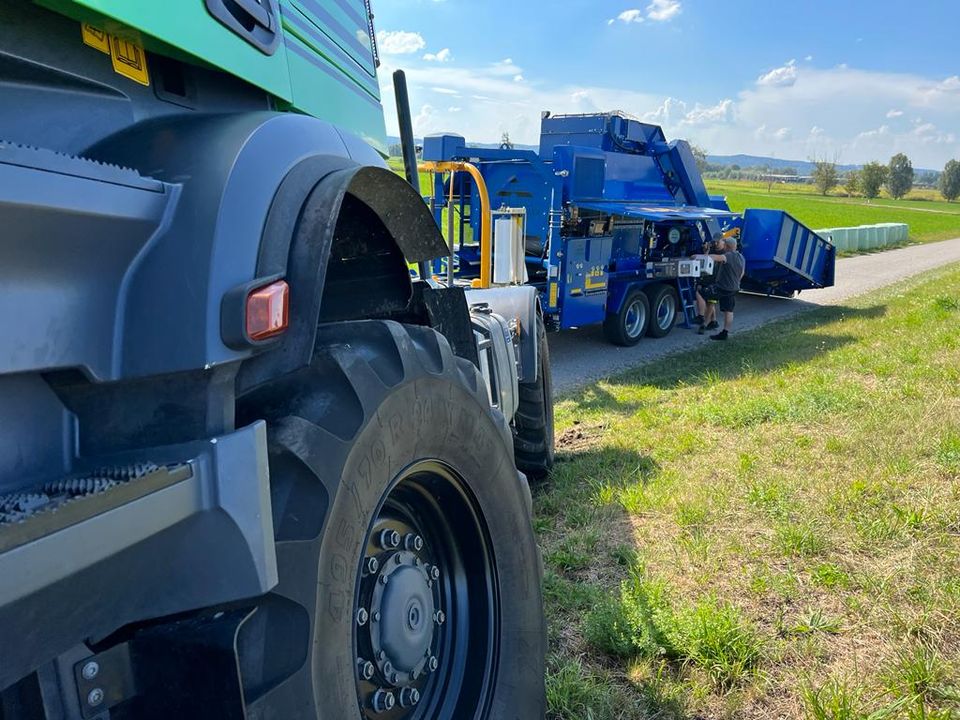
[246,279,289,341]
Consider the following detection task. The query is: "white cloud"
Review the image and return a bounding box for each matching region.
[448,107,462,113]
[423,48,452,62]
[431,86,459,95]
[805,55,814,62]
[912,122,956,144]
[610,9,644,24]
[938,76,960,92]
[647,0,681,21]
[886,109,904,118]
[514,74,525,83]
[682,99,733,125]
[641,97,687,124]
[609,2,680,25]
[757,60,798,87]
[376,30,426,55]
[380,54,960,168]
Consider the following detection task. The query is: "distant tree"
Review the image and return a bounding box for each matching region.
[388,142,404,157]
[730,163,741,171]
[860,161,888,200]
[812,159,839,196]
[690,144,709,174]
[886,153,914,199]
[500,131,514,150]
[844,170,861,197]
[940,160,960,202]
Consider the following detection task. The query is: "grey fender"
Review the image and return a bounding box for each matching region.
[86,112,447,381]
[464,285,540,383]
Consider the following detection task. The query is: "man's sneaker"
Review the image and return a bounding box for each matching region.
[694,314,705,326]
[710,330,728,341]
[705,321,720,330]
[697,324,706,335]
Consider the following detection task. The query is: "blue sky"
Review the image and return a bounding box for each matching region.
[373,0,960,168]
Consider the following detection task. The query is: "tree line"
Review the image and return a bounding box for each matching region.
[812,154,960,202]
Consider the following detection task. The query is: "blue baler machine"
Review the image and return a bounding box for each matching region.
[421,112,835,346]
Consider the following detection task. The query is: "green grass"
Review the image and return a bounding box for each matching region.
[537,265,960,719]
[707,179,960,246]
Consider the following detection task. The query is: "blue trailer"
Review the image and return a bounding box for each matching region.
[421,112,835,345]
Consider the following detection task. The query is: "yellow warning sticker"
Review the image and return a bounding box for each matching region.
[81,23,110,54]
[109,36,150,86]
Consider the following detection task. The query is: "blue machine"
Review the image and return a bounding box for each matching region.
[422,112,835,345]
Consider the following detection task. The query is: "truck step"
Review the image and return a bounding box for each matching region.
[0,463,176,547]
[0,139,162,191]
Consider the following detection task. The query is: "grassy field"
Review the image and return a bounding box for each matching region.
[707,180,960,246]
[537,266,960,719]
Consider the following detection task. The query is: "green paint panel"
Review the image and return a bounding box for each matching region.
[282,32,386,154]
[37,0,293,100]
[36,0,388,154]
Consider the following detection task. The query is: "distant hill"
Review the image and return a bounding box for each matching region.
[707,154,938,176]
[389,138,936,175]
[707,155,858,174]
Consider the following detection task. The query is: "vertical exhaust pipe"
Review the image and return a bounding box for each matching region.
[393,70,430,280]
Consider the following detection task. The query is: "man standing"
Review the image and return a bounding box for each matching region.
[698,236,745,341]
[694,235,724,333]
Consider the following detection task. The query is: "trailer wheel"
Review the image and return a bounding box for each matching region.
[645,283,679,338]
[603,288,649,346]
[236,321,545,720]
[513,312,555,480]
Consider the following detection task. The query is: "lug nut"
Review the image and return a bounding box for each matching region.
[379,574,389,585]
[366,557,379,574]
[81,661,99,681]
[429,565,441,581]
[357,608,369,626]
[379,529,401,549]
[373,611,381,623]
[372,689,396,713]
[358,660,376,681]
[434,610,446,625]
[382,661,394,677]
[400,687,421,708]
[86,688,104,707]
[388,671,398,684]
[428,656,439,672]
[404,534,424,551]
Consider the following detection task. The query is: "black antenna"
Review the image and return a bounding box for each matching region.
[393,70,430,280]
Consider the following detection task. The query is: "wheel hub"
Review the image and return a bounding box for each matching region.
[368,551,437,685]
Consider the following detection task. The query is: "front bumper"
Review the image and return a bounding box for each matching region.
[0,422,277,690]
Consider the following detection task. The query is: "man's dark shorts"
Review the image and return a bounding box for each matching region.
[701,286,737,312]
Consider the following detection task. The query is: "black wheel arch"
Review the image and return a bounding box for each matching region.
[85,111,449,387]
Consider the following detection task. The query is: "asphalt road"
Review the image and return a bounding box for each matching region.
[551,237,960,393]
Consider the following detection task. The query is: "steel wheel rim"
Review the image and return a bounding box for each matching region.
[353,460,499,719]
[655,294,676,330]
[624,299,647,338]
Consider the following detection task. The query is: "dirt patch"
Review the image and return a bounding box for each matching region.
[557,420,607,453]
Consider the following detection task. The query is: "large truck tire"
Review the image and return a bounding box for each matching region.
[513,314,555,480]
[236,320,546,720]
[645,283,679,338]
[603,288,649,346]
